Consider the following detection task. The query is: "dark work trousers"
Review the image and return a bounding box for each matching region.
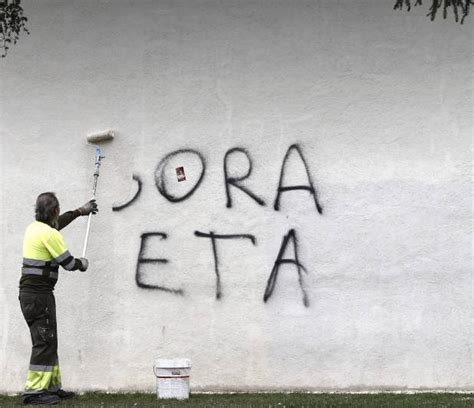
[19,292,60,394]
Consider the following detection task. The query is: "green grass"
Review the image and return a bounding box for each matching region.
[0,392,472,407]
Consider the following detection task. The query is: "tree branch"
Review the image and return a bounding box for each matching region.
[394,0,473,23]
[0,0,29,58]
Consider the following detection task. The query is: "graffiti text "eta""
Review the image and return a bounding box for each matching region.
[136,229,310,307]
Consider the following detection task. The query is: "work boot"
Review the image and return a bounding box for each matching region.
[22,392,60,405]
[54,389,76,399]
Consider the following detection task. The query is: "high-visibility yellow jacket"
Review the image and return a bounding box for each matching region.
[20,219,82,293]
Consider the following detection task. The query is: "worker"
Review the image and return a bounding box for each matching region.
[19,192,97,405]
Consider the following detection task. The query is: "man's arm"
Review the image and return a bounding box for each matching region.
[57,200,98,230]
[57,210,81,230]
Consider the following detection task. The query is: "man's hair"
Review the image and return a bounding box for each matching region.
[35,192,59,224]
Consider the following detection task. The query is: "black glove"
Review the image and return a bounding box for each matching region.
[77,199,98,216]
[78,258,89,272]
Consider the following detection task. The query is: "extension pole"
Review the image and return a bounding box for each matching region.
[82,147,105,257]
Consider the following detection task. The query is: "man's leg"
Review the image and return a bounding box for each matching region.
[20,293,61,404]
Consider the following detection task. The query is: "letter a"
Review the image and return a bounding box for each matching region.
[273,144,323,213]
[263,229,310,307]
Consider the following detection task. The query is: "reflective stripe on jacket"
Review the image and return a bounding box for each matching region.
[22,221,78,277]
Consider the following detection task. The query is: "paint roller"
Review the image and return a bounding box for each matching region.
[82,130,115,257]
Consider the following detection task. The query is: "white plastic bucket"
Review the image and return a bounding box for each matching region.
[153,358,192,400]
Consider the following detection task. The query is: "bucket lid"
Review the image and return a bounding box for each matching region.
[154,358,192,368]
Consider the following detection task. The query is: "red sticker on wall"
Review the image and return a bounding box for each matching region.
[176,166,186,182]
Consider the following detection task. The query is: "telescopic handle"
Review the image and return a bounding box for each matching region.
[82,148,105,258]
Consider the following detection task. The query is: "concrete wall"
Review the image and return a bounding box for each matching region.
[0,0,472,392]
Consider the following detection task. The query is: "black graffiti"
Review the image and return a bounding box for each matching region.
[194,231,257,299]
[120,144,324,306]
[155,149,206,203]
[273,144,323,214]
[224,147,266,208]
[135,230,314,307]
[135,232,184,295]
[113,144,324,212]
[112,174,142,211]
[263,229,309,307]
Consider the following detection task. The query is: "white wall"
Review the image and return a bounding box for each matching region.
[0,0,472,392]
